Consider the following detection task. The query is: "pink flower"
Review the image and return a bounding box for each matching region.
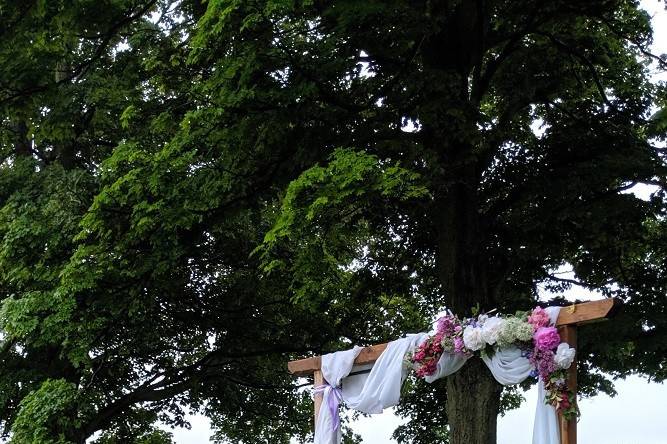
[559,392,571,410]
[415,358,438,377]
[534,327,561,351]
[415,366,428,377]
[528,307,551,331]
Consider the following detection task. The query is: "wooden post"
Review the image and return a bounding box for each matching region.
[314,370,324,425]
[557,325,577,444]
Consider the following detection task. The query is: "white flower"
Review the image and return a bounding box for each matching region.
[477,314,489,326]
[481,316,505,345]
[554,343,576,369]
[463,326,485,351]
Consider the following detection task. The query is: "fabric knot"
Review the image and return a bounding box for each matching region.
[314,384,343,432]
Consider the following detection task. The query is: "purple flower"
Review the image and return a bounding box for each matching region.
[530,349,557,381]
[437,316,457,336]
[453,337,465,354]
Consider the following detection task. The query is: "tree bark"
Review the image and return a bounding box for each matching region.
[421,2,501,440]
[12,120,31,157]
[436,175,501,444]
[54,59,77,169]
[446,359,502,444]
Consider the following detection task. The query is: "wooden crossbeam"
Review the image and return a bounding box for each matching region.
[289,343,387,377]
[288,298,620,376]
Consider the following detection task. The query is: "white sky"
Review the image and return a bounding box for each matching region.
[171,1,667,442]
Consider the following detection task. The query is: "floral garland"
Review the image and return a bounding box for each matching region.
[408,307,578,419]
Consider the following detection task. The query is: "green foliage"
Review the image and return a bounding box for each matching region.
[259,147,429,306]
[10,379,81,444]
[209,381,313,444]
[393,378,450,444]
[95,424,175,444]
[649,107,667,137]
[0,0,665,442]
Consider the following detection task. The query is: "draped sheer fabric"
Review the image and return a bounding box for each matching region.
[313,307,564,444]
[532,307,562,443]
[342,334,428,414]
[423,350,469,383]
[482,347,533,385]
[533,378,560,444]
[313,346,362,444]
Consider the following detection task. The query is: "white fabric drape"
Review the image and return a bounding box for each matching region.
[314,346,362,444]
[533,378,559,444]
[314,335,430,444]
[423,351,469,383]
[532,306,561,444]
[481,347,533,385]
[342,334,428,413]
[544,306,561,326]
[313,306,565,444]
[479,307,561,444]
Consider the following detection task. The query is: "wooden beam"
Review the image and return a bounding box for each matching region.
[288,343,387,377]
[555,298,620,326]
[557,325,578,444]
[288,356,321,377]
[313,370,324,424]
[288,299,619,376]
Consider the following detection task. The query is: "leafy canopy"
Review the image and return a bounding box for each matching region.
[0,0,665,443]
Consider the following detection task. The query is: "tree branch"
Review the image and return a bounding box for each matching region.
[535,31,615,110]
[0,1,158,105]
[545,274,613,290]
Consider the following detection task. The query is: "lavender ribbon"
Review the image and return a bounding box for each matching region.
[313,384,343,432]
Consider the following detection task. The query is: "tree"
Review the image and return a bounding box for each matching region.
[1,0,422,442]
[1,0,329,442]
[0,0,665,443]
[249,0,667,442]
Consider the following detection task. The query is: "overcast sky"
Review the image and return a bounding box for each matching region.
[171,2,667,442]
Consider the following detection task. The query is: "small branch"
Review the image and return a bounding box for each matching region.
[535,31,615,110]
[0,0,158,105]
[546,274,613,290]
[596,16,667,71]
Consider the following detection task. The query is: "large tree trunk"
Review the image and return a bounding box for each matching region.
[436,176,501,444]
[446,359,502,444]
[421,1,500,440]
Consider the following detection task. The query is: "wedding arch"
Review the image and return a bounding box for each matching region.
[288,299,619,444]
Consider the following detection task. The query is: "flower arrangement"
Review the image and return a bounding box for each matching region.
[409,306,578,420]
[410,313,469,377]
